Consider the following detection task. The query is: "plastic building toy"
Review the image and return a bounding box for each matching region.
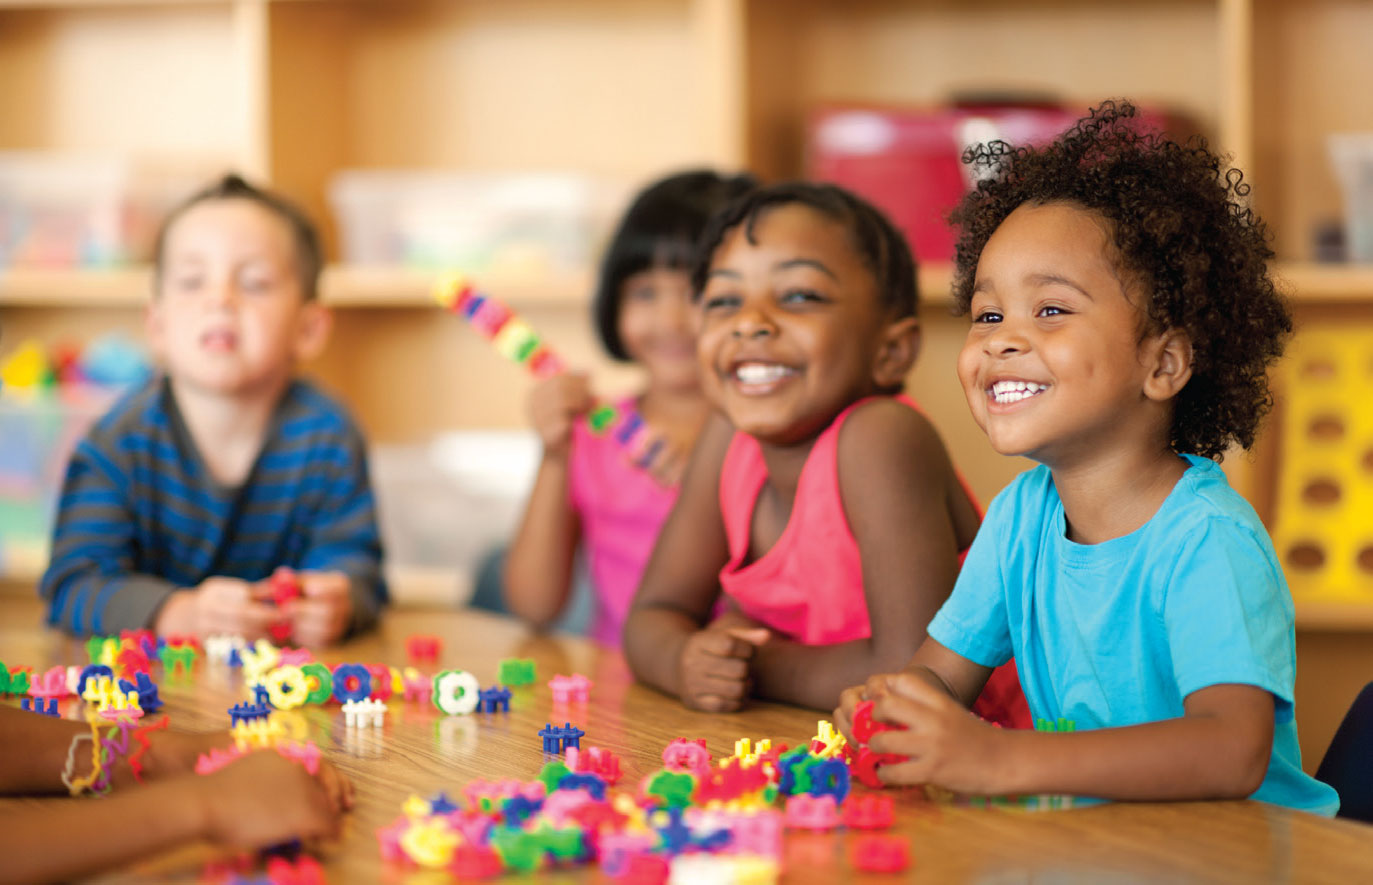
[204,634,246,666]
[364,663,393,701]
[331,663,373,704]
[432,669,480,715]
[784,794,840,831]
[6,666,30,696]
[300,662,333,705]
[644,770,696,810]
[851,699,906,744]
[662,738,712,776]
[548,673,593,703]
[158,644,195,676]
[538,722,585,754]
[433,274,665,466]
[263,664,309,710]
[842,794,895,830]
[850,834,910,873]
[20,697,58,716]
[566,745,623,785]
[30,665,68,698]
[76,664,114,697]
[342,697,387,728]
[229,700,271,727]
[846,746,906,790]
[117,672,163,714]
[405,635,441,662]
[266,567,300,643]
[809,719,847,758]
[401,667,433,703]
[497,657,536,686]
[478,684,512,712]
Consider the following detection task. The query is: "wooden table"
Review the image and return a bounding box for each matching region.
[2,596,1372,883]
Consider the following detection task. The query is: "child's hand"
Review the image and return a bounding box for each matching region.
[196,750,349,850]
[677,625,769,712]
[865,672,1009,794]
[529,372,592,456]
[155,577,280,640]
[288,571,354,647]
[628,427,689,487]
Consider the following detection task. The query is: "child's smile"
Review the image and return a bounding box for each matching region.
[696,204,890,445]
[958,202,1166,468]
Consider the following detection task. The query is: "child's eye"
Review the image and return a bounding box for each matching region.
[972,310,1003,324]
[779,289,825,306]
[701,293,740,312]
[1037,305,1068,318]
[627,285,657,303]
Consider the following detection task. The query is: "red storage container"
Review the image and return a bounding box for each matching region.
[806,102,1187,264]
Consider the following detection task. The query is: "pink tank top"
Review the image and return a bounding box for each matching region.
[717,394,1032,728]
[569,397,678,647]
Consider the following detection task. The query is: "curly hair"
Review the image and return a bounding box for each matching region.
[949,100,1292,460]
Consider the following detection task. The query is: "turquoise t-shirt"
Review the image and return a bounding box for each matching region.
[928,455,1338,816]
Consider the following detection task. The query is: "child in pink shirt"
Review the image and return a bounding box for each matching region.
[504,170,755,646]
[625,182,1029,724]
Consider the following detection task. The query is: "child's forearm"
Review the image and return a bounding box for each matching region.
[750,637,917,711]
[504,455,579,627]
[992,713,1270,800]
[0,778,206,884]
[622,606,696,695]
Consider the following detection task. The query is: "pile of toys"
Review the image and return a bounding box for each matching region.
[376,717,912,881]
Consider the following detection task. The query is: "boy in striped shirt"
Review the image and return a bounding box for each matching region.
[40,175,386,645]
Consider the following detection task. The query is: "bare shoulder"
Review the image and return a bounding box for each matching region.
[837,398,948,465]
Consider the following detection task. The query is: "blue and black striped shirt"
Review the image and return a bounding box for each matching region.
[39,377,387,636]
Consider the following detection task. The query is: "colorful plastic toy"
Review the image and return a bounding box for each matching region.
[478,684,512,712]
[300,662,333,705]
[850,834,910,873]
[405,635,441,662]
[20,697,58,716]
[783,794,840,830]
[433,669,481,715]
[662,738,712,776]
[497,657,536,686]
[401,667,433,703]
[331,663,373,704]
[538,722,585,754]
[548,673,593,703]
[842,794,895,830]
[342,697,387,728]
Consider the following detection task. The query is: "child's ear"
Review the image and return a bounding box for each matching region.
[1142,327,1193,401]
[293,301,333,362]
[871,316,921,389]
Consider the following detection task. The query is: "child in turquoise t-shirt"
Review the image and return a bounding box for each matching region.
[835,100,1338,815]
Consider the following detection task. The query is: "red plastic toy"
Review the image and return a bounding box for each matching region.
[850,834,911,873]
[842,794,895,830]
[267,567,301,642]
[405,635,441,662]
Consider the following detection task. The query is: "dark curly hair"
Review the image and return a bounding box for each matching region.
[690,181,918,319]
[949,100,1292,460]
[594,169,758,360]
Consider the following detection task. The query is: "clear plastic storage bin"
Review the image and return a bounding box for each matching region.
[1329,134,1373,262]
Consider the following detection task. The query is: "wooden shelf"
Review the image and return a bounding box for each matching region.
[1295,600,1373,632]
[0,265,595,310]
[1273,262,1373,303]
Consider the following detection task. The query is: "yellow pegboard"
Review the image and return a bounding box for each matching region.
[1271,326,1373,602]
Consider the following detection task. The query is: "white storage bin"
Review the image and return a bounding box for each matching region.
[1329,134,1373,262]
[370,431,540,606]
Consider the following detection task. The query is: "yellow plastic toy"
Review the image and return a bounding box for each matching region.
[1270,326,1373,603]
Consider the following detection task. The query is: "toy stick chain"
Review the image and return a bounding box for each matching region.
[432,274,664,468]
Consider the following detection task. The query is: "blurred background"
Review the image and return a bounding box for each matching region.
[0,0,1371,765]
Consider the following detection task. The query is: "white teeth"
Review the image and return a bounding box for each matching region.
[990,380,1047,404]
[734,363,795,385]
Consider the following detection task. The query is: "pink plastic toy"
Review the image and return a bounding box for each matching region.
[784,793,841,830]
[548,673,593,703]
[661,737,712,776]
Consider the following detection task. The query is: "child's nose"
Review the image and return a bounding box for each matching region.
[730,305,776,339]
[985,320,1028,356]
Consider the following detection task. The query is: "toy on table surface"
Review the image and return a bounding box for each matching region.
[432,273,665,468]
[266,566,301,643]
[497,657,536,686]
[548,672,592,703]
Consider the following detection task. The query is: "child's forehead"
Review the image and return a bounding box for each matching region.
[725,202,858,260]
[164,198,296,259]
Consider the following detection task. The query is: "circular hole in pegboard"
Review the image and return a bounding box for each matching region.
[1301,359,1337,380]
[1286,542,1327,572]
[1308,415,1346,442]
[1359,547,1373,575]
[1301,478,1342,506]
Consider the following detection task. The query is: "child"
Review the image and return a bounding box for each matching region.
[0,705,352,883]
[504,170,756,646]
[834,101,1339,815]
[39,175,387,646]
[624,182,1028,720]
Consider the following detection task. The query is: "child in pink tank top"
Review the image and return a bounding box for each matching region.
[625,182,1029,726]
[504,171,756,646]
